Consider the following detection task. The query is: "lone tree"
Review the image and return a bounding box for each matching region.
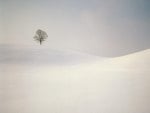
[34,29,48,45]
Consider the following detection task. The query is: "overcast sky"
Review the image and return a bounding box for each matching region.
[0,0,150,56]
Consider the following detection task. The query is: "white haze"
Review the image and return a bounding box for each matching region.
[1,0,150,56]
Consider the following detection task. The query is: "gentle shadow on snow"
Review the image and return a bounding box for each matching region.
[0,45,101,66]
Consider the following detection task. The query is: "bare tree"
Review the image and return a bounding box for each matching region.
[34,29,48,45]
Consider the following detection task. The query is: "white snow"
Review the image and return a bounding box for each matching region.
[0,48,150,113]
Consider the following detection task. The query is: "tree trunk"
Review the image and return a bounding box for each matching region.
[40,39,42,45]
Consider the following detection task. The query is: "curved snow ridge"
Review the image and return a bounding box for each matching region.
[112,49,150,59]
[74,49,150,72]
[110,49,150,70]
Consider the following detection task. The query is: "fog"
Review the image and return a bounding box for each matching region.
[0,0,150,112]
[1,0,150,56]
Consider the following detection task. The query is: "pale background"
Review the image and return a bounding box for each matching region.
[0,0,150,113]
[0,0,150,56]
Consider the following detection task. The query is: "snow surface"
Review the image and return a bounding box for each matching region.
[0,47,150,113]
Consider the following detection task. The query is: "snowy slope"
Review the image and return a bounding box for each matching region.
[0,45,102,66]
[0,48,150,113]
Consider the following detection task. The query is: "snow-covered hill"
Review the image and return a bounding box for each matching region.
[0,45,102,66]
[0,48,150,113]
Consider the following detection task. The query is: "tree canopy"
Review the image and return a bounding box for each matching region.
[34,29,48,45]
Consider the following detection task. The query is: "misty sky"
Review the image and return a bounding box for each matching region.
[0,0,150,56]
